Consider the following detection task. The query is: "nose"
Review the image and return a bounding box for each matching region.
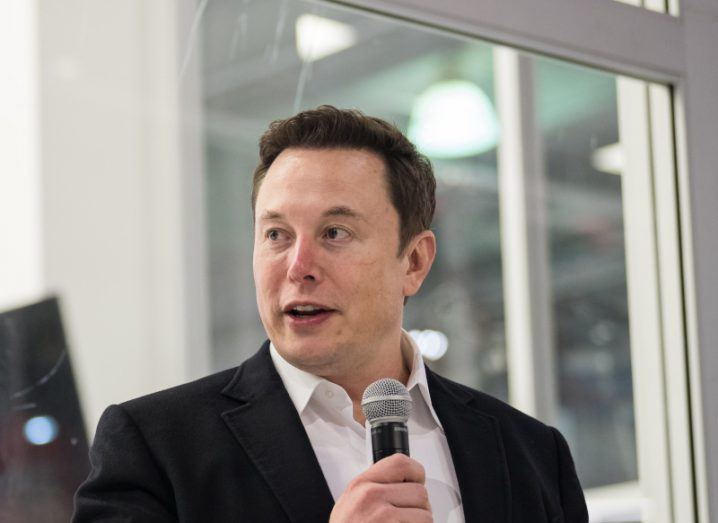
[287,237,320,284]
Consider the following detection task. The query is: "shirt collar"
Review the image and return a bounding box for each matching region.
[401,330,444,429]
[269,343,324,414]
[269,329,444,429]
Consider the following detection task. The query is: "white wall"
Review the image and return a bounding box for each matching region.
[0,0,43,311]
[36,0,210,436]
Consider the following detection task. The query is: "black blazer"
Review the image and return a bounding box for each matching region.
[73,342,588,522]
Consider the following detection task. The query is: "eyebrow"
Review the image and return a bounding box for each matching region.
[322,206,368,222]
[258,210,283,222]
[258,206,368,223]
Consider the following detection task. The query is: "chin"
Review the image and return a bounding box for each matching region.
[278,340,340,372]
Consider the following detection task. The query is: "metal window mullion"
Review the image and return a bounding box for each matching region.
[619,0,694,519]
[328,0,683,83]
[648,83,696,523]
[495,47,556,423]
[672,55,715,523]
[616,76,673,523]
[669,4,718,522]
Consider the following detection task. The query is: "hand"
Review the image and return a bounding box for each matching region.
[329,453,433,523]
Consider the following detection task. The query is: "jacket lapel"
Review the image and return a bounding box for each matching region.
[220,342,335,522]
[427,368,511,523]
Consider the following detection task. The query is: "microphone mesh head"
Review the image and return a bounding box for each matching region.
[361,378,412,423]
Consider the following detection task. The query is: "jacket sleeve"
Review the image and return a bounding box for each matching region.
[72,404,177,522]
[550,426,589,523]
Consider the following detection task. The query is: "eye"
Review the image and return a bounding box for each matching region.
[325,227,350,241]
[266,229,288,242]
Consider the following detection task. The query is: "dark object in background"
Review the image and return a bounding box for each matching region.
[0,297,89,523]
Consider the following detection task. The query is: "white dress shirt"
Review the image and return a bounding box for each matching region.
[270,330,465,522]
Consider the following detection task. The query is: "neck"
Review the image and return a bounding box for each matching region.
[328,338,411,425]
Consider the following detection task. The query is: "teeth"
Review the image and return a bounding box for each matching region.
[293,305,320,312]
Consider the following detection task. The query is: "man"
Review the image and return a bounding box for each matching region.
[74,106,588,522]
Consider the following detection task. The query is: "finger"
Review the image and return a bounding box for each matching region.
[395,507,434,523]
[361,454,426,485]
[381,482,431,510]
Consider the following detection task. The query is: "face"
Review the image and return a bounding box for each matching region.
[252,148,433,379]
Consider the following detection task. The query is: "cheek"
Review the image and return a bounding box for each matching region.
[346,258,403,305]
[253,256,283,306]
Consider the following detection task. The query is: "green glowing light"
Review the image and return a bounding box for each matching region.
[408,80,500,159]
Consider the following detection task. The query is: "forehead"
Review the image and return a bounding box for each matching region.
[255,148,393,215]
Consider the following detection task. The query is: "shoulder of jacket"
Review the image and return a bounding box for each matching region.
[119,366,239,412]
[428,368,553,435]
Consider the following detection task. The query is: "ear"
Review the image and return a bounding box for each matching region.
[402,230,437,298]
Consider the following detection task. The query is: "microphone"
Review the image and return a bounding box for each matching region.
[361,378,413,463]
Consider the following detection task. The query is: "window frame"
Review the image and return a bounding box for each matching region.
[327,0,718,521]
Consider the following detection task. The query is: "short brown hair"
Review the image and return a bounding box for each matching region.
[252,105,436,254]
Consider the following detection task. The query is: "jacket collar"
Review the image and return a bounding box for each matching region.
[268,330,444,428]
[219,342,511,523]
[220,341,335,522]
[426,366,511,522]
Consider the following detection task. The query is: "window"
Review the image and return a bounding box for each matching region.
[202,1,689,519]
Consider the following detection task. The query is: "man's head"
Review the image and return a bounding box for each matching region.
[252,105,436,255]
[251,106,437,383]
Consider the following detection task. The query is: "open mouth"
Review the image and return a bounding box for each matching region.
[286,305,331,318]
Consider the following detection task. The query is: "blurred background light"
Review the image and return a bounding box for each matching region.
[23,415,59,446]
[408,79,500,159]
[409,329,449,361]
[591,142,623,175]
[295,14,357,62]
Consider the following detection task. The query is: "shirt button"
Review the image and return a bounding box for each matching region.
[325,390,334,399]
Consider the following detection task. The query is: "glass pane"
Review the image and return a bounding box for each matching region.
[533,57,637,488]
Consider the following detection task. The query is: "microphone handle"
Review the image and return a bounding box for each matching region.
[370,421,410,462]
